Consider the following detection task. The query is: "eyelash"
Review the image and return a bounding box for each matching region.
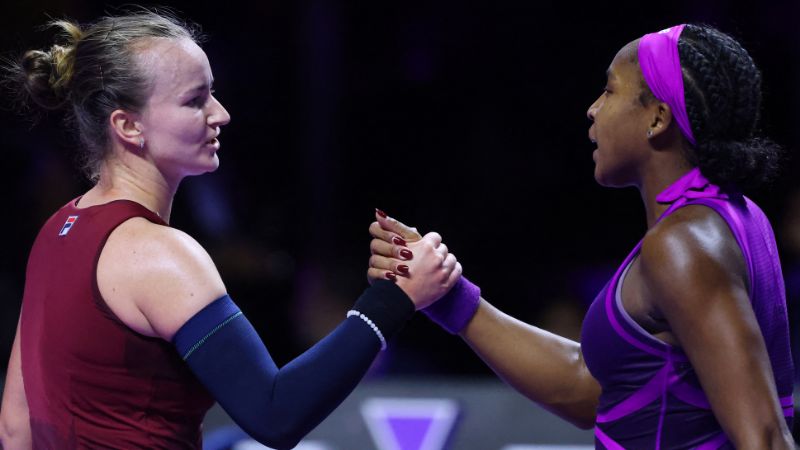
[188,89,216,108]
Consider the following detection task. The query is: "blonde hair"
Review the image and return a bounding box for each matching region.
[7,8,203,180]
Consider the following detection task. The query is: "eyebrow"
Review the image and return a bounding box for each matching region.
[605,68,616,80]
[182,78,215,96]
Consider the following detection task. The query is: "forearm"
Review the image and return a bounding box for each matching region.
[177,282,414,449]
[461,299,599,428]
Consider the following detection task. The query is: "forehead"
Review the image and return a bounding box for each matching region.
[607,39,641,83]
[137,37,211,96]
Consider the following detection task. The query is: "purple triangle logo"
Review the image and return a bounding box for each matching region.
[361,398,459,450]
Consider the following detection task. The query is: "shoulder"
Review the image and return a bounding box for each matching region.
[638,204,748,312]
[98,217,227,340]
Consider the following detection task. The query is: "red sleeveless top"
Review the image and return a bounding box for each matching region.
[20,198,214,449]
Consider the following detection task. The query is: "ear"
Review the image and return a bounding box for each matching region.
[647,101,673,139]
[109,109,143,149]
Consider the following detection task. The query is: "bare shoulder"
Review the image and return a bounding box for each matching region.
[98,217,227,340]
[638,204,748,313]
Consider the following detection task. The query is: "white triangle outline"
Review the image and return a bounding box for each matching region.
[361,398,460,450]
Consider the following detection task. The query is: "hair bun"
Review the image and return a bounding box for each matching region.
[16,20,83,110]
[19,48,64,110]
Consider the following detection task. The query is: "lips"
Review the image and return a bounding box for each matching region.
[205,132,220,146]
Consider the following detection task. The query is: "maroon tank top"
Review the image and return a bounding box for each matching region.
[20,197,214,449]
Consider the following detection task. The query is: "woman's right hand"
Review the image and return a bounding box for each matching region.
[367,211,461,310]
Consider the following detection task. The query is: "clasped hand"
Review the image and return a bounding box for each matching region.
[367,211,460,310]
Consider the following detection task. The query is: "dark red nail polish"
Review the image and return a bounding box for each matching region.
[400,249,413,260]
[375,208,387,218]
[397,264,409,275]
[385,271,397,281]
[392,236,407,246]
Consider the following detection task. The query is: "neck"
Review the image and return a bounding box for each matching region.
[84,150,181,223]
[638,153,694,229]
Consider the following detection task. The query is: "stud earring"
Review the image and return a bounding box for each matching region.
[646,130,654,138]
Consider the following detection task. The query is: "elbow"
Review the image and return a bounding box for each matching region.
[245,417,308,450]
[729,425,795,450]
[572,416,596,430]
[252,430,303,450]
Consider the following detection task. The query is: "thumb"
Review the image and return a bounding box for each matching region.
[375,209,422,241]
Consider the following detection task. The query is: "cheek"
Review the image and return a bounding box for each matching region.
[152,111,206,143]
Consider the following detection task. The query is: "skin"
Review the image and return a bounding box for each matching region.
[369,41,794,448]
[0,36,460,448]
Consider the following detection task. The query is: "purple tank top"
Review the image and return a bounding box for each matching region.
[581,168,794,450]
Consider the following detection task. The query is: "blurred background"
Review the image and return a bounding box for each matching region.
[0,0,799,448]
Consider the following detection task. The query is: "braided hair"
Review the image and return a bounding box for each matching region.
[677,24,781,190]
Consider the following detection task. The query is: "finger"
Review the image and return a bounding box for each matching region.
[367,267,397,281]
[369,221,397,242]
[370,239,396,256]
[369,254,411,277]
[367,267,398,283]
[375,210,422,241]
[421,231,443,247]
[367,267,395,285]
[370,238,414,260]
[369,254,401,271]
[445,262,463,287]
[442,253,457,271]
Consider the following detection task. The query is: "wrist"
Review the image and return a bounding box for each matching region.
[349,280,415,349]
[422,276,481,334]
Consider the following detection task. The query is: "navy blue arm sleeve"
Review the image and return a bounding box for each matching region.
[173,280,414,450]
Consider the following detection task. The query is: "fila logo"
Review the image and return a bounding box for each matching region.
[59,215,79,236]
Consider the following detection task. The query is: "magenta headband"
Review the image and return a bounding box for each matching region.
[638,24,696,145]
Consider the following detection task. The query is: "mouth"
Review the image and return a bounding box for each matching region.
[205,134,220,148]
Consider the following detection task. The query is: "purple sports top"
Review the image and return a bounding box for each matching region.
[581,168,794,450]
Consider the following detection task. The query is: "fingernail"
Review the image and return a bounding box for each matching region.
[375,208,387,218]
[385,271,397,281]
[396,264,409,275]
[399,249,413,260]
[392,236,406,246]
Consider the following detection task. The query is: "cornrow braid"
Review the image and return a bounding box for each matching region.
[677,24,781,190]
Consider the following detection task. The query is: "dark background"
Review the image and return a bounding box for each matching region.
[1,0,799,380]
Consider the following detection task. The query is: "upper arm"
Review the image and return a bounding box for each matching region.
[97,218,226,341]
[639,206,788,444]
[0,317,31,449]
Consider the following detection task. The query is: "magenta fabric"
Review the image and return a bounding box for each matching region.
[581,168,793,449]
[422,276,481,334]
[638,24,697,145]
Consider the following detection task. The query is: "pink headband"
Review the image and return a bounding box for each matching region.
[638,24,696,145]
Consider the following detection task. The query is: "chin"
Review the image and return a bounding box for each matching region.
[594,166,628,188]
[199,154,221,174]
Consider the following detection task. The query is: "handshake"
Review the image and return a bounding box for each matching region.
[366,209,481,334]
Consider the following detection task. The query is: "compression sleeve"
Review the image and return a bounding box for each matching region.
[173,280,414,450]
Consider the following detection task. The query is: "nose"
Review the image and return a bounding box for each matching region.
[587,95,601,121]
[207,94,231,127]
